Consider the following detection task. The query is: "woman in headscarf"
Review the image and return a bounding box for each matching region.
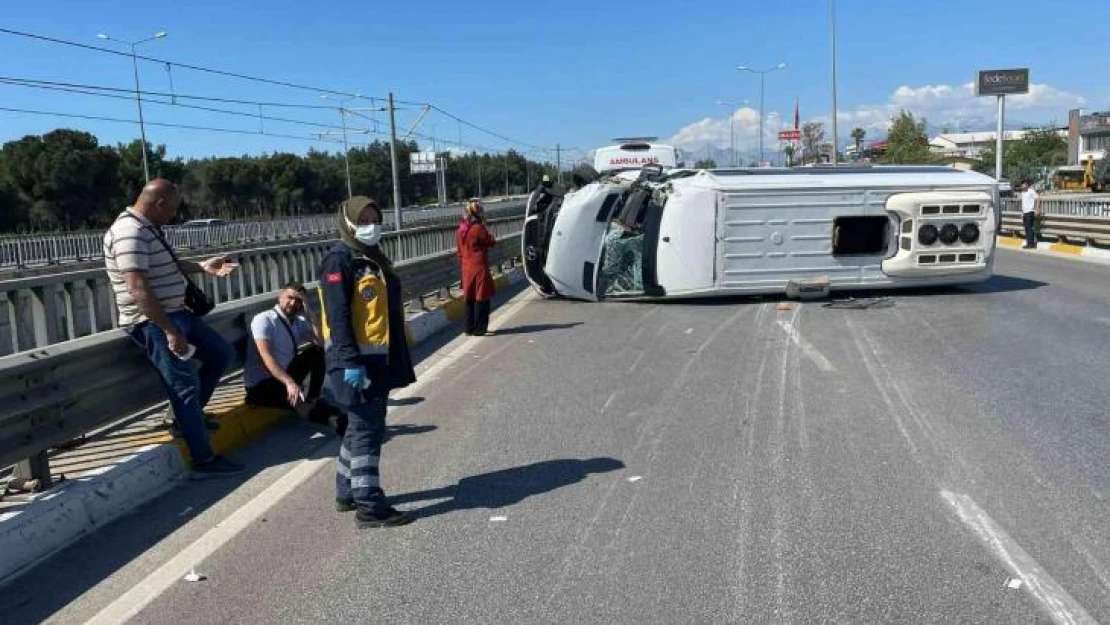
[456,199,497,335]
[317,196,416,528]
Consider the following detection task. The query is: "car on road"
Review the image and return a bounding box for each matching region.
[523,163,999,301]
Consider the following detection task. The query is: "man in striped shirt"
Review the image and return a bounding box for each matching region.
[103,179,243,478]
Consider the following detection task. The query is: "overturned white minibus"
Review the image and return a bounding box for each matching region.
[522,164,998,301]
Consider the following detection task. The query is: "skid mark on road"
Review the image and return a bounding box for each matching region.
[941,490,1097,625]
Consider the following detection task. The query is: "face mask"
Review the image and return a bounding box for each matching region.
[353,224,383,246]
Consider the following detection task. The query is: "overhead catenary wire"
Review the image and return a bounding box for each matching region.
[0,28,555,154]
[0,104,341,144]
[0,75,547,158]
[0,27,371,100]
[0,78,357,133]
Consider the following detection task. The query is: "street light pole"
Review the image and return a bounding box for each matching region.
[98,31,167,183]
[717,100,748,167]
[340,108,353,199]
[738,63,787,166]
[829,0,840,165]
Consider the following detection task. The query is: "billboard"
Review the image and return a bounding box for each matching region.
[778,130,801,141]
[410,151,437,174]
[975,68,1030,96]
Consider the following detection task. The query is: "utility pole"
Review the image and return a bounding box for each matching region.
[504,158,510,196]
[340,108,353,199]
[556,144,562,184]
[477,160,483,198]
[388,92,402,231]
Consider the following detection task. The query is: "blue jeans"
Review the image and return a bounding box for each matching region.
[128,311,233,464]
[331,372,388,514]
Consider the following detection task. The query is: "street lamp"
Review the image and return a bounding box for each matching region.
[717,100,749,167]
[97,30,167,183]
[829,0,840,165]
[737,62,787,166]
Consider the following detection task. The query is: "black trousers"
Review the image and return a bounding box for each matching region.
[1023,212,1037,247]
[464,299,491,335]
[245,344,326,408]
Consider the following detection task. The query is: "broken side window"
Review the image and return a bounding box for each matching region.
[598,222,645,296]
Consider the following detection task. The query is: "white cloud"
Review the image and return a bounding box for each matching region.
[668,81,1088,155]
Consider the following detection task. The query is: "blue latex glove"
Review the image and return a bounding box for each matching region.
[342,367,368,390]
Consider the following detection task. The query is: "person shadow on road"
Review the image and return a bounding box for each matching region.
[391,457,625,520]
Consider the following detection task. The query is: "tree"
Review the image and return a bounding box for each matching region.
[851,127,866,155]
[883,110,931,164]
[117,140,184,204]
[0,126,557,232]
[693,158,717,169]
[975,126,1067,184]
[0,130,122,229]
[782,144,796,167]
[801,122,825,164]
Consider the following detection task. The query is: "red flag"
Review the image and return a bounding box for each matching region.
[793,99,799,131]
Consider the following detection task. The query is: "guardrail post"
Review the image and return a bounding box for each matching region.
[12,452,53,490]
[14,288,48,351]
[0,291,17,357]
[69,280,95,338]
[91,276,116,332]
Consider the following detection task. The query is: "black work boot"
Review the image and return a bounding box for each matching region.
[355,506,414,528]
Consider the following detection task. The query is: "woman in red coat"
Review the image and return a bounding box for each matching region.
[457,199,497,335]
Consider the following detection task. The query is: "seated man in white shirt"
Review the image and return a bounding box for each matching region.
[244,281,336,423]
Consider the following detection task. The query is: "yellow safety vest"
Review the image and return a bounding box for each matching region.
[319,265,391,356]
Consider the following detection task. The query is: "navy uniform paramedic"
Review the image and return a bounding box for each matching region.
[318,196,417,528]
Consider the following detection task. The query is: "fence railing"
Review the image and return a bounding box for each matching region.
[1001,196,1110,218]
[0,199,526,269]
[0,232,524,489]
[0,215,524,357]
[999,211,1110,246]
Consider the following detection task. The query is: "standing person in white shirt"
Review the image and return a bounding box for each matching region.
[1020,180,1039,249]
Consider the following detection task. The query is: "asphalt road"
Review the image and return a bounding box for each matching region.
[4,248,1108,624]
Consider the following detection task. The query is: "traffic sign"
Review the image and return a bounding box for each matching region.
[410,151,437,174]
[778,130,801,141]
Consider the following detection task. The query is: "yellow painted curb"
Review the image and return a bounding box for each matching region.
[1048,242,1084,255]
[997,236,1021,247]
[175,404,291,466]
[442,297,466,322]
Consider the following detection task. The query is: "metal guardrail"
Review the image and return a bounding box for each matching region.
[0,215,525,357]
[999,211,1110,245]
[0,231,523,487]
[0,198,527,269]
[1001,197,1110,218]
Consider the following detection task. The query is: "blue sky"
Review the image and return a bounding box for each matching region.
[0,0,1103,165]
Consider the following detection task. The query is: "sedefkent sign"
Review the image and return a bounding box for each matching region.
[975,68,1030,96]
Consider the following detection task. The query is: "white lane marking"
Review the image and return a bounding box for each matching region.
[89,290,539,623]
[940,490,1097,625]
[775,320,835,372]
[489,515,508,522]
[627,351,646,373]
[602,392,618,414]
[86,444,336,624]
[627,476,642,483]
